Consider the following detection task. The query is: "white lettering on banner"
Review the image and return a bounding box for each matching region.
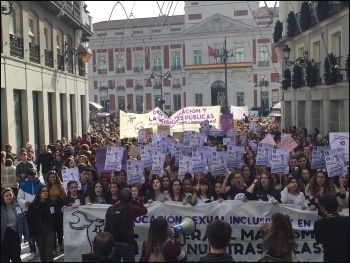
[63,202,349,262]
[119,106,221,138]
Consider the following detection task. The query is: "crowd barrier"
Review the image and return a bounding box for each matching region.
[63,200,349,262]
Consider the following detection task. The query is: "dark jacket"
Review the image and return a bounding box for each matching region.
[37,152,54,173]
[81,253,112,262]
[314,214,349,262]
[26,200,58,238]
[198,253,234,262]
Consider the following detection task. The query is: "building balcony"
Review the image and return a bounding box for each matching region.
[116,67,125,73]
[172,84,181,89]
[98,68,107,74]
[66,59,73,74]
[153,66,162,71]
[57,54,64,70]
[9,34,23,59]
[44,49,53,68]
[29,43,40,64]
[135,85,143,90]
[171,65,182,70]
[133,67,143,73]
[117,86,125,90]
[153,84,161,89]
[258,61,270,66]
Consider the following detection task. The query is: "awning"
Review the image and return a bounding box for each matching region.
[272,102,281,109]
[89,101,104,110]
[97,112,110,117]
[269,112,281,117]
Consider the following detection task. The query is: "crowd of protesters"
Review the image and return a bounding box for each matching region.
[1,115,349,262]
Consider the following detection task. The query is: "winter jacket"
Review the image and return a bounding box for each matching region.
[198,253,235,262]
[1,202,29,242]
[17,178,44,211]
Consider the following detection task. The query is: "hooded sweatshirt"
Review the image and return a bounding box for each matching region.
[17,178,44,211]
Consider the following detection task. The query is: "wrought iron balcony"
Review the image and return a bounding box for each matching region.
[9,34,23,58]
[57,54,64,70]
[135,85,143,90]
[153,84,161,89]
[66,59,73,74]
[171,65,182,70]
[117,86,125,90]
[29,43,40,64]
[44,49,53,68]
[116,67,125,73]
[258,61,270,66]
[153,66,162,71]
[172,84,181,89]
[133,67,143,73]
[98,68,107,74]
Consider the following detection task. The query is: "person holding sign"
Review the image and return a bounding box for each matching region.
[85,181,107,205]
[145,178,171,203]
[221,170,248,200]
[191,178,215,205]
[334,174,349,208]
[62,181,86,211]
[281,177,308,209]
[245,172,281,204]
[168,179,187,203]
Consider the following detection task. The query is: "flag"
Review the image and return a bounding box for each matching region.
[208,46,216,57]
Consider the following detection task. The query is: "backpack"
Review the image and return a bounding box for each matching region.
[148,247,165,262]
[104,204,130,242]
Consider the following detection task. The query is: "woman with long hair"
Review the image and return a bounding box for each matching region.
[140,217,186,262]
[26,185,58,262]
[245,171,281,204]
[281,176,307,210]
[1,188,29,262]
[62,157,76,169]
[304,170,338,210]
[168,179,187,203]
[298,168,311,193]
[222,170,248,200]
[61,181,86,210]
[46,170,66,253]
[335,174,349,208]
[259,213,298,261]
[85,181,107,205]
[107,182,119,205]
[160,174,171,194]
[145,177,171,203]
[191,178,214,205]
[131,185,146,205]
[241,165,255,186]
[212,179,226,201]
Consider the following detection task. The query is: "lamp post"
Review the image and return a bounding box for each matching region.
[255,77,269,117]
[282,44,314,68]
[1,1,14,15]
[149,70,172,110]
[216,37,234,113]
[99,81,115,112]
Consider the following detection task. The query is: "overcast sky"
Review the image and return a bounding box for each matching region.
[85,1,279,24]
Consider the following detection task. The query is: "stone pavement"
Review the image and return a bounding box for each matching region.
[20,241,65,262]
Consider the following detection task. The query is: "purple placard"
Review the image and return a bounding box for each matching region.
[220,114,233,132]
[96,148,128,173]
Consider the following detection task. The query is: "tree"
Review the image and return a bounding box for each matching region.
[300,2,311,31]
[292,64,303,89]
[273,20,283,43]
[323,53,338,85]
[287,11,298,37]
[305,60,317,87]
[316,1,329,21]
[282,69,291,90]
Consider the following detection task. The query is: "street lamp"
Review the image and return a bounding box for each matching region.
[1,1,14,15]
[282,44,315,68]
[215,37,234,113]
[99,81,115,112]
[149,70,172,110]
[254,77,269,116]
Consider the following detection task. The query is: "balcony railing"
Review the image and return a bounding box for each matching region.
[9,34,23,58]
[98,68,107,74]
[116,67,125,73]
[133,67,143,73]
[258,61,270,66]
[29,43,40,64]
[315,62,322,85]
[172,84,181,89]
[171,65,181,70]
[66,59,73,74]
[44,49,53,68]
[153,66,162,71]
[153,84,161,89]
[135,85,143,90]
[117,86,125,90]
[57,54,64,70]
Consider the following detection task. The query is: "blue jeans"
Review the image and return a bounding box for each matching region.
[112,242,135,262]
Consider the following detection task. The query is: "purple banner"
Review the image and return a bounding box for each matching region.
[220,114,233,132]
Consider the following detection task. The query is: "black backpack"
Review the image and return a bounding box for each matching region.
[104,204,131,243]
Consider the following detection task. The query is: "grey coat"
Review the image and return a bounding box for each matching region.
[1,202,29,242]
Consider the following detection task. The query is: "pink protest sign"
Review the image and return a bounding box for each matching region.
[278,134,298,152]
[260,134,276,145]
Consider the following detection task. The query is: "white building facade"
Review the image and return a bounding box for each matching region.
[275,1,349,134]
[88,1,281,116]
[1,1,93,155]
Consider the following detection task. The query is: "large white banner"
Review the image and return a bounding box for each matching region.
[63,202,349,262]
[120,106,221,138]
[230,105,248,120]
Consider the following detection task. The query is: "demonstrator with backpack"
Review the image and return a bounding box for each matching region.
[104,188,147,262]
